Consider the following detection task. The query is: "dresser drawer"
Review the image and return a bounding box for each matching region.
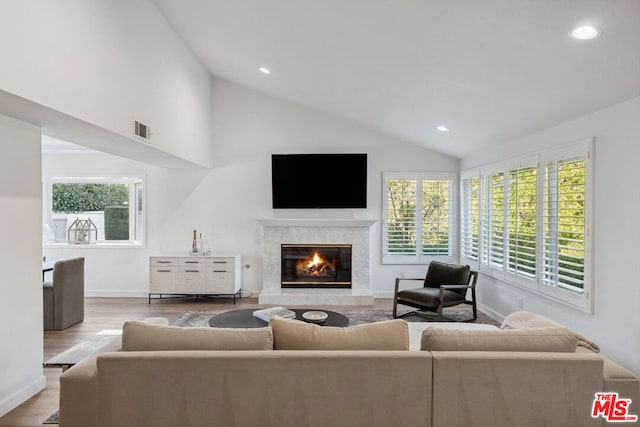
[206,257,234,267]
[180,257,207,266]
[150,267,178,293]
[150,257,178,266]
[178,267,206,293]
[206,268,234,293]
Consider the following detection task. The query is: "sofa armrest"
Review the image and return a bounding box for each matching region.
[59,354,99,427]
[601,355,640,423]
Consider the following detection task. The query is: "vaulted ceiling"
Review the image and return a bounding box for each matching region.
[154,0,640,158]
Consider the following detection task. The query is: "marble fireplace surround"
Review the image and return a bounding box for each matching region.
[258,219,376,306]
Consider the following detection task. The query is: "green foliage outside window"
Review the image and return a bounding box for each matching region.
[52,183,129,213]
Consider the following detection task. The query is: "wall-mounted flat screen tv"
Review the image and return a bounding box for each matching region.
[271,153,367,209]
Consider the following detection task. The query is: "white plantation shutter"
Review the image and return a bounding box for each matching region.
[543,157,587,291]
[383,172,455,264]
[383,178,417,258]
[478,164,509,279]
[506,157,538,285]
[489,170,505,270]
[422,180,452,256]
[539,140,592,311]
[480,174,490,266]
[460,172,479,262]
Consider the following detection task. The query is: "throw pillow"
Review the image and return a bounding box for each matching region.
[500,311,600,352]
[420,326,578,352]
[270,317,409,350]
[121,320,273,351]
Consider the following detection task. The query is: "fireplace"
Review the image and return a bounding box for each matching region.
[281,244,352,288]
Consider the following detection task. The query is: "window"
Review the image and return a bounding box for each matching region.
[383,172,456,264]
[460,139,593,312]
[44,176,145,246]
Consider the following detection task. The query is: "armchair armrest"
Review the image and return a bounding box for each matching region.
[438,284,473,301]
[394,278,424,295]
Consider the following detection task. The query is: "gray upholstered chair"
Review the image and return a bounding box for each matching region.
[43,257,85,330]
[392,260,478,321]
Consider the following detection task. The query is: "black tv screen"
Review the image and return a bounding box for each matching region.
[271,153,367,209]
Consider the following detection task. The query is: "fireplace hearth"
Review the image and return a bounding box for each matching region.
[281,244,352,288]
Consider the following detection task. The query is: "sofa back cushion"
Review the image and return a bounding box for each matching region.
[500,311,600,352]
[122,321,273,351]
[421,326,578,352]
[270,317,409,350]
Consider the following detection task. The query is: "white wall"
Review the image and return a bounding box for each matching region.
[462,96,640,375]
[0,115,46,416]
[0,0,212,167]
[43,78,459,296]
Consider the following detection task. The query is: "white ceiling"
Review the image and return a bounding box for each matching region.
[154,0,640,159]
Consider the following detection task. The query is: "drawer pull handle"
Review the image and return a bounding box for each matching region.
[157,269,171,273]
[185,261,199,264]
[157,261,171,264]
[213,270,227,273]
[185,270,200,273]
[213,261,227,264]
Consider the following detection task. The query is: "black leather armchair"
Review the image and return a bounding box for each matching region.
[392,260,478,321]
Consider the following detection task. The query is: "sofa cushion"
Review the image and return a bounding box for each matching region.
[421,326,578,352]
[500,311,600,352]
[121,320,273,351]
[270,317,409,350]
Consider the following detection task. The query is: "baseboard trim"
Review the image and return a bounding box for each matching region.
[84,290,148,298]
[372,291,394,298]
[0,374,46,417]
[477,303,506,323]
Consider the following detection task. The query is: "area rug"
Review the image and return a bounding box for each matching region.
[43,411,58,424]
[172,307,497,327]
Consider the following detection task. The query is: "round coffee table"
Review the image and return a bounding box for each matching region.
[209,308,349,328]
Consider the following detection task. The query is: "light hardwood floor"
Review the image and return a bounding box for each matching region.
[0,296,405,427]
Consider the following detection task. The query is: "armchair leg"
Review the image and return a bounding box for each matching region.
[392,298,398,318]
[437,305,443,321]
[471,289,477,320]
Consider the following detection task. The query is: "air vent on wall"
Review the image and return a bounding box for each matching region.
[133,120,151,142]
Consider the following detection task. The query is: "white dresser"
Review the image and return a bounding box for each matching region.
[149,254,241,303]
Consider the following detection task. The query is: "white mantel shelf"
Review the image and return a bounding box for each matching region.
[258,218,376,227]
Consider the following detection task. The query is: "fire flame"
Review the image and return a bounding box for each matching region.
[308,251,324,269]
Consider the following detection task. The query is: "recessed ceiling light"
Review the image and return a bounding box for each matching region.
[569,25,601,40]
[259,67,271,74]
[436,126,449,132]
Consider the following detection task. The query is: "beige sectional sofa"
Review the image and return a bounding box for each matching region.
[59,312,639,427]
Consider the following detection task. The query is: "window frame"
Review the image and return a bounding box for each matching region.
[43,175,146,248]
[382,172,457,265]
[461,139,594,313]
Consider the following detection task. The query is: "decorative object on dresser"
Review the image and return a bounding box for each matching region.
[148,254,241,303]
